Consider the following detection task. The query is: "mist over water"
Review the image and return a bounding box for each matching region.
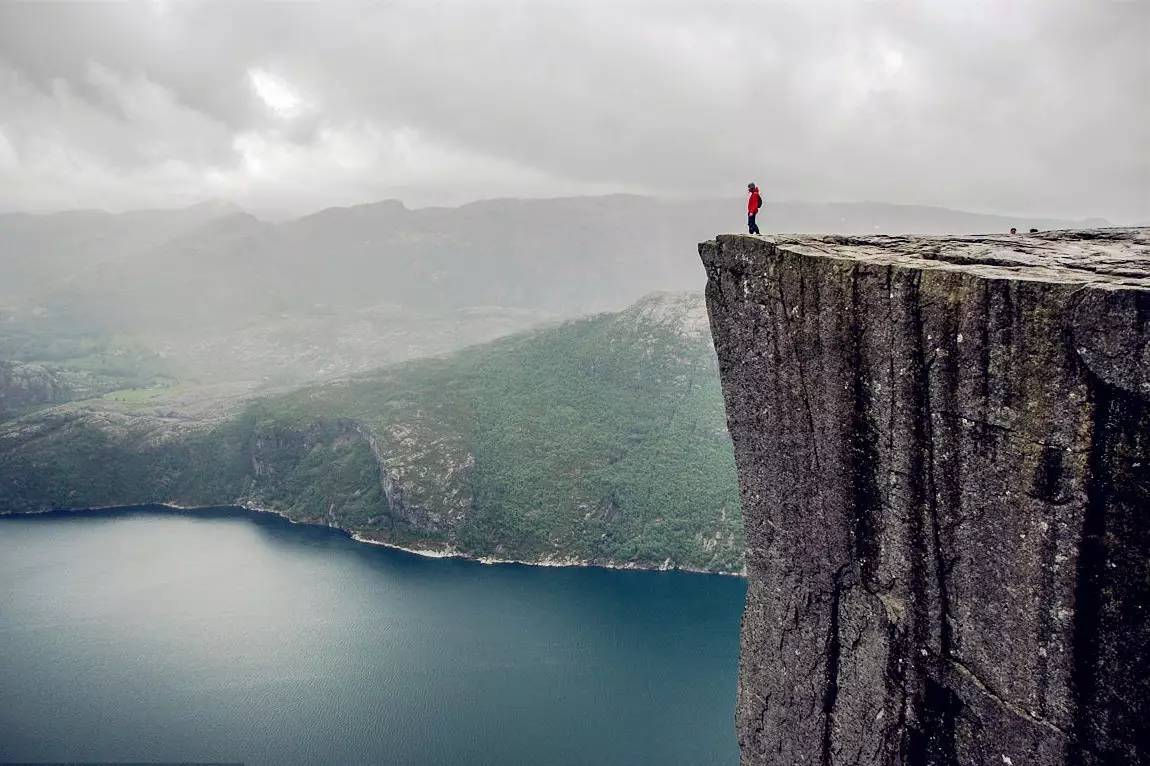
[0,508,745,766]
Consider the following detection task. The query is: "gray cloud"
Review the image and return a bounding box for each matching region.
[0,0,1146,221]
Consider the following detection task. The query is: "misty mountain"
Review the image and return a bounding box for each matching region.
[0,195,1102,384]
[3,195,1101,315]
[0,200,244,301]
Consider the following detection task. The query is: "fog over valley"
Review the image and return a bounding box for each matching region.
[0,195,1103,388]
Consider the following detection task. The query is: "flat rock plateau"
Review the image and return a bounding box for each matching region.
[701,229,1149,765]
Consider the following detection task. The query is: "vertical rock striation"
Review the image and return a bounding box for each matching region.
[700,230,1150,765]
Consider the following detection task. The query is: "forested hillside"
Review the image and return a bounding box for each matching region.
[0,293,744,573]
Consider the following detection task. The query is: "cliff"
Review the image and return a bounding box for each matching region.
[0,361,74,413]
[700,230,1150,765]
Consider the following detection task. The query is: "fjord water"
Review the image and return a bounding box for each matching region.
[0,508,744,765]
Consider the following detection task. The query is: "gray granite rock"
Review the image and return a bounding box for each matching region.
[700,229,1150,765]
[0,360,74,413]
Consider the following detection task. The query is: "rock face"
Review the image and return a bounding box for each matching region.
[0,361,72,413]
[0,360,158,416]
[700,230,1150,765]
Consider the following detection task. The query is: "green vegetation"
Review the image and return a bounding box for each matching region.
[0,312,173,380]
[97,383,188,406]
[0,311,178,418]
[0,413,246,513]
[0,293,744,573]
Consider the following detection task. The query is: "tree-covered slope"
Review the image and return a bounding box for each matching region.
[0,293,743,573]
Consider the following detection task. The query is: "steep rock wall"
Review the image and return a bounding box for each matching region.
[700,230,1150,765]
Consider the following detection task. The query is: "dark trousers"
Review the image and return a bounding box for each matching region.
[748,212,760,234]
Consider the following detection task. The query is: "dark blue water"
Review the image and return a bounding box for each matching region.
[0,507,744,765]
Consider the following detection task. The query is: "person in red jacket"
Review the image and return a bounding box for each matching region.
[747,182,763,234]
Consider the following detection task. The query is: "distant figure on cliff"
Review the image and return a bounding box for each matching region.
[1010,227,1018,235]
[747,183,763,234]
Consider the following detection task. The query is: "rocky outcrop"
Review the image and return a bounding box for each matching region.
[245,417,470,538]
[0,360,159,416]
[700,230,1150,765]
[0,361,76,414]
[351,420,474,537]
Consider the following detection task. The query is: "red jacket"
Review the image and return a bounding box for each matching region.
[748,187,762,214]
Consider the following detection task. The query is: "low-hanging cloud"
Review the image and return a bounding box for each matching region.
[0,0,1146,221]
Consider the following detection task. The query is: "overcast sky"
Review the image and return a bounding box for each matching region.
[0,0,1146,221]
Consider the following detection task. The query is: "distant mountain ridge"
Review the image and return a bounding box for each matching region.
[2,194,1102,388]
[2,194,1103,316]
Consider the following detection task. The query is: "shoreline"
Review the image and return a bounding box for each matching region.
[1,502,746,578]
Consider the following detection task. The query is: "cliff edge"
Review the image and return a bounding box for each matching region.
[700,229,1150,765]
